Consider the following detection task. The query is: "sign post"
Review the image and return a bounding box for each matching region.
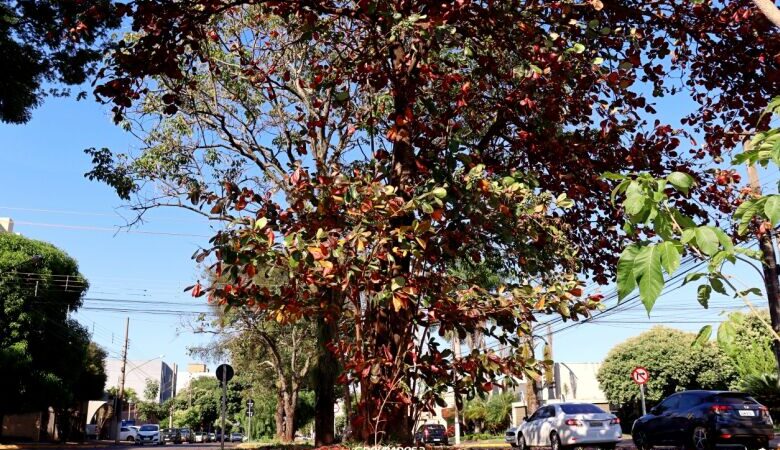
[631,366,650,415]
[247,400,255,442]
[216,364,234,450]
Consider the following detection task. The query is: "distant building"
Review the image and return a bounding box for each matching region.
[176,363,212,394]
[0,217,14,233]
[105,359,175,403]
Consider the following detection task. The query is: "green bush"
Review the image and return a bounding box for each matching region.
[741,372,780,422]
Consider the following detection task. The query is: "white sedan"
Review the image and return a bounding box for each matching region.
[119,426,138,442]
[506,403,622,450]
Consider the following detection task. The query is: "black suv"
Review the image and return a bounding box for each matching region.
[632,390,773,450]
[161,428,182,444]
[414,424,449,446]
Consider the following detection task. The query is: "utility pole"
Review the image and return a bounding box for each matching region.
[746,158,780,375]
[452,334,461,446]
[221,368,227,450]
[169,364,178,428]
[115,318,129,444]
[545,325,555,399]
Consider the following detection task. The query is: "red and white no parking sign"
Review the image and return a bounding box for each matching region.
[631,366,650,385]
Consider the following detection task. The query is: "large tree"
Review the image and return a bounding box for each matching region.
[86,0,777,443]
[0,233,106,434]
[0,0,123,124]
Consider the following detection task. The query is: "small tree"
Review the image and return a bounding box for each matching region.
[597,327,735,419]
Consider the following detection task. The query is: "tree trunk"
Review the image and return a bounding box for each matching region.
[284,390,297,442]
[758,231,780,375]
[343,383,352,440]
[314,316,337,446]
[753,0,780,28]
[275,391,285,441]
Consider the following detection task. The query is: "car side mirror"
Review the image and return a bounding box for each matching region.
[649,407,659,415]
[523,416,528,422]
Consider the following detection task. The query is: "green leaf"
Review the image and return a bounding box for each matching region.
[716,321,736,349]
[632,245,664,313]
[657,241,681,275]
[610,180,630,205]
[709,276,727,295]
[692,325,712,347]
[681,228,695,244]
[713,228,733,252]
[695,227,719,256]
[432,187,447,199]
[391,276,406,291]
[697,284,711,308]
[654,212,673,240]
[667,171,694,194]
[683,272,705,285]
[735,287,763,298]
[617,245,640,301]
[624,192,646,216]
[765,195,780,226]
[571,43,586,54]
[602,172,626,181]
[672,210,696,229]
[255,217,268,229]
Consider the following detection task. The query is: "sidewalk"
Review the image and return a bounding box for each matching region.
[0,440,131,450]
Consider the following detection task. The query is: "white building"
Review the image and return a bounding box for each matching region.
[176,363,212,394]
[105,359,175,403]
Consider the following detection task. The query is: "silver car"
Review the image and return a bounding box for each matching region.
[506,403,621,450]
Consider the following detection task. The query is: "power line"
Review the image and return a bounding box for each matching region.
[12,220,211,238]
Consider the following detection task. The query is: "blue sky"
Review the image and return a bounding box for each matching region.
[0,87,773,380]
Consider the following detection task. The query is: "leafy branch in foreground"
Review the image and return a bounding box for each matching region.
[610,99,780,349]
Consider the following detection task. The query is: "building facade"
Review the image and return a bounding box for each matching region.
[105,359,175,403]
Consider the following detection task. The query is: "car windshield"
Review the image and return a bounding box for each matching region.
[140,425,158,431]
[560,404,606,414]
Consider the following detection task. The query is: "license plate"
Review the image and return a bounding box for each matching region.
[589,422,603,427]
[738,410,756,417]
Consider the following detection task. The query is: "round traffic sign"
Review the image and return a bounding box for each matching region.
[631,366,650,385]
[216,364,234,383]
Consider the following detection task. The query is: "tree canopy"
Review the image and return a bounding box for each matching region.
[597,327,735,408]
[0,233,106,415]
[0,0,123,124]
[84,0,777,443]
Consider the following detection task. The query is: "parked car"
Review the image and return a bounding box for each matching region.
[506,403,621,450]
[194,432,207,443]
[208,432,216,442]
[137,424,161,446]
[414,424,449,446]
[230,432,244,442]
[632,390,774,450]
[161,428,182,444]
[179,428,193,443]
[120,426,139,443]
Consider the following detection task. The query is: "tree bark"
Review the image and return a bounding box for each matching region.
[284,390,297,442]
[275,391,285,441]
[758,231,780,375]
[314,316,337,446]
[753,0,780,28]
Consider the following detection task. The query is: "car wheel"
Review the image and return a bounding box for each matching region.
[128,436,135,442]
[550,432,564,450]
[688,426,711,450]
[633,430,652,450]
[518,434,528,450]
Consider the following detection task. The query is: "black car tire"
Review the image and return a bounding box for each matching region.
[128,436,135,442]
[518,434,528,450]
[633,430,652,450]
[551,431,565,450]
[687,426,712,450]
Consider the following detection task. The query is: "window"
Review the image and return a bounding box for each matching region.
[121,428,129,432]
[711,394,758,405]
[678,394,700,411]
[560,404,606,414]
[538,406,555,419]
[140,425,158,432]
[527,410,541,421]
[656,395,679,414]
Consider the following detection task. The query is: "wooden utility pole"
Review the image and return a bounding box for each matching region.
[746,161,780,375]
[452,334,461,446]
[114,318,129,444]
[545,325,555,399]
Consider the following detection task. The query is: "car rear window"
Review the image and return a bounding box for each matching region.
[425,425,445,430]
[712,394,758,405]
[560,404,605,414]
